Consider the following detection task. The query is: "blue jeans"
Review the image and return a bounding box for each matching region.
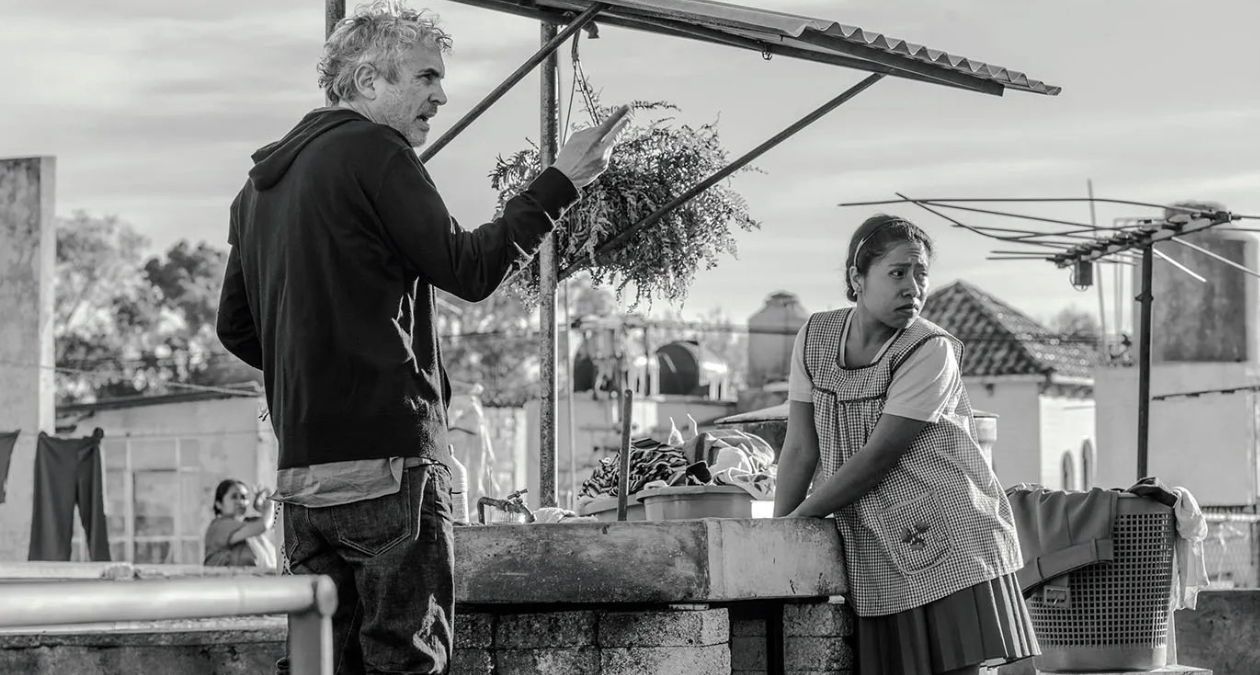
[275,464,454,675]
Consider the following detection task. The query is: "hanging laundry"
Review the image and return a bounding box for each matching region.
[28,428,111,562]
[0,430,18,504]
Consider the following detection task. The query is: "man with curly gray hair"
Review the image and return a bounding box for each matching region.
[216,2,630,672]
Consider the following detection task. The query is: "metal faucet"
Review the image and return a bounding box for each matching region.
[476,488,536,524]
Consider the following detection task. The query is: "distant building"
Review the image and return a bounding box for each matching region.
[1096,226,1260,507]
[747,291,809,388]
[923,280,1097,491]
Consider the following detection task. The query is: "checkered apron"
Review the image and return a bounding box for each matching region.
[804,309,1023,617]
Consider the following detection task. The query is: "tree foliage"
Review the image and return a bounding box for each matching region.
[1047,305,1101,339]
[489,86,759,308]
[53,211,255,404]
[439,272,618,407]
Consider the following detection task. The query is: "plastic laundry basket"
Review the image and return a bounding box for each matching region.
[1027,492,1176,673]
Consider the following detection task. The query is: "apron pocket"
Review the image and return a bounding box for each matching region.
[876,491,952,574]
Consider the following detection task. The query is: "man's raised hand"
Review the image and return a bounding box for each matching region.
[552,105,632,189]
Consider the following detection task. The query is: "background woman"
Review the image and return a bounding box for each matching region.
[774,215,1038,675]
[204,478,278,569]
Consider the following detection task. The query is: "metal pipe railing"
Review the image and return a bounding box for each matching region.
[0,574,337,675]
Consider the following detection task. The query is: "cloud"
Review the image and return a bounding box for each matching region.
[5,0,1260,332]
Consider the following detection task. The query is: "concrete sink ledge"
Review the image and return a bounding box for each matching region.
[455,517,848,605]
[0,518,848,609]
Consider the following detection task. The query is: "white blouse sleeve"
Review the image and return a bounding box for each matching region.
[787,322,814,403]
[883,338,960,423]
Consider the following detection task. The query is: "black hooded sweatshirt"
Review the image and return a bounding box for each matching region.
[217,108,577,470]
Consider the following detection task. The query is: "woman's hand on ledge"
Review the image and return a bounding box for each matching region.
[781,506,825,519]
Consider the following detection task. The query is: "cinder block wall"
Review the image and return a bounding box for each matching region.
[0,600,862,675]
[455,607,731,675]
[729,600,855,675]
[0,619,284,675]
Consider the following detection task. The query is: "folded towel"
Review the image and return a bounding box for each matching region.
[1171,486,1210,610]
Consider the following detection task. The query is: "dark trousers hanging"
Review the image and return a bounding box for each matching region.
[0,430,17,504]
[28,429,111,562]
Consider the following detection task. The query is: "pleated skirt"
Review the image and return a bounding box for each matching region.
[857,573,1040,675]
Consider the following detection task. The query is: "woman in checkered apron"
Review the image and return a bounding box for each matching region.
[775,215,1038,675]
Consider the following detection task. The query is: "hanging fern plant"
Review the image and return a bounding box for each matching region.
[489,82,760,308]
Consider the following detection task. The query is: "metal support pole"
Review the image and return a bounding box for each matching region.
[325,0,345,107]
[1137,243,1154,480]
[420,4,604,163]
[564,278,578,509]
[538,21,561,508]
[617,388,634,521]
[325,0,344,39]
[288,578,339,675]
[561,73,885,279]
[1087,180,1109,358]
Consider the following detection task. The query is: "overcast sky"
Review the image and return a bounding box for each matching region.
[5,0,1258,331]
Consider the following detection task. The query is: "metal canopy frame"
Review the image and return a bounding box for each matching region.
[326,0,1061,507]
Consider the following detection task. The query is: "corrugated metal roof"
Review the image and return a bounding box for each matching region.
[448,0,1061,96]
[922,280,1096,381]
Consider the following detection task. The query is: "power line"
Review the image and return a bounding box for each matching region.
[1152,384,1260,402]
[0,360,261,398]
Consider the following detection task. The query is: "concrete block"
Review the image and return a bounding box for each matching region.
[996,658,1036,675]
[495,647,598,675]
[731,635,767,673]
[728,603,768,637]
[599,608,728,647]
[1176,590,1255,675]
[454,612,492,649]
[450,648,492,675]
[784,601,853,637]
[0,643,282,675]
[731,617,767,637]
[494,611,596,648]
[1033,668,1210,675]
[455,518,846,605]
[601,644,731,675]
[785,636,854,671]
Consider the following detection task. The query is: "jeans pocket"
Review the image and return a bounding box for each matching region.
[331,473,415,557]
[876,491,953,574]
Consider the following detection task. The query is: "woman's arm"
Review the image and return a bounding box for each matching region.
[790,412,928,517]
[791,338,959,517]
[227,490,277,545]
[774,401,822,517]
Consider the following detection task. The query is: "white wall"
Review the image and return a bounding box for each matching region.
[1039,394,1096,490]
[965,378,1044,488]
[1096,364,1260,506]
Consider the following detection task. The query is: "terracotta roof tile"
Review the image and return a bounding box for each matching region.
[921,280,1096,380]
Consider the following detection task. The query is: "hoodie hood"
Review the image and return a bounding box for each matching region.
[248,108,366,191]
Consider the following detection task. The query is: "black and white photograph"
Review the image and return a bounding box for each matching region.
[1,1,1258,673]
